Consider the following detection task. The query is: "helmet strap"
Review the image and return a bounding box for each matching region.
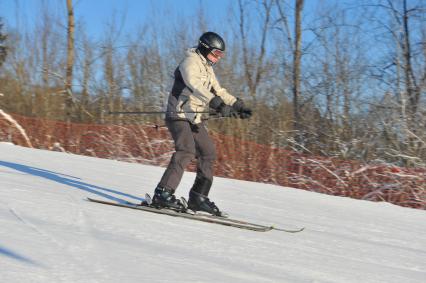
[196,47,214,66]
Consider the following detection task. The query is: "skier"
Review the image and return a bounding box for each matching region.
[150,31,252,216]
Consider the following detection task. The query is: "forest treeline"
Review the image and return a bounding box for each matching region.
[0,0,425,167]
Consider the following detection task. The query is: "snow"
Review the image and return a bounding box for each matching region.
[0,143,425,283]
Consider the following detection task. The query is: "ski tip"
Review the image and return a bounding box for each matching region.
[271,226,305,233]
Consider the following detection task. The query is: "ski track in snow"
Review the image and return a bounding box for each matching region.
[6,199,109,282]
[0,143,425,283]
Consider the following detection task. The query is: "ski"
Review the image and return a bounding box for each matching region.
[86,197,304,233]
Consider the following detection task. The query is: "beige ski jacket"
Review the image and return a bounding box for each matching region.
[166,48,237,124]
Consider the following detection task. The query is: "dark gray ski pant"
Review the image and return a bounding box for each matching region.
[158,120,216,191]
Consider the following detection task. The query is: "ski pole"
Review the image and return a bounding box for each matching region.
[152,115,226,130]
[108,110,216,115]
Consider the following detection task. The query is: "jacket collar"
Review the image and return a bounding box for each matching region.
[194,48,209,66]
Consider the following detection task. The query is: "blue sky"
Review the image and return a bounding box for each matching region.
[1,0,239,38]
[1,0,326,59]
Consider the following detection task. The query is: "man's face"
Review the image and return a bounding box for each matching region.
[207,49,224,64]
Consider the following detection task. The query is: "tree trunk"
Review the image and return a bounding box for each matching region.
[65,0,75,123]
[293,0,304,139]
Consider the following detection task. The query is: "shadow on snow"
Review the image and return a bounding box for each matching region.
[0,244,39,265]
[0,160,144,203]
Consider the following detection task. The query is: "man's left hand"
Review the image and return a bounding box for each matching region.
[232,99,253,119]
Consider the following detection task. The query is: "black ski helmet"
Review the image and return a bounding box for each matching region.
[197,32,225,62]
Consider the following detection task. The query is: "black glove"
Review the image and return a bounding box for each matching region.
[209,96,238,117]
[232,99,253,119]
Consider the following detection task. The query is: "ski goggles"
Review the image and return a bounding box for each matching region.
[210,49,225,59]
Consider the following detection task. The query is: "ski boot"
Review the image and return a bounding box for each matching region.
[151,186,186,212]
[187,176,227,217]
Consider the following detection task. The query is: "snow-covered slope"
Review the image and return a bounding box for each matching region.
[0,143,425,283]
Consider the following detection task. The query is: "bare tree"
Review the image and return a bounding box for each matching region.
[366,0,426,165]
[78,30,95,122]
[65,0,75,123]
[293,0,304,138]
[0,18,7,67]
[238,0,274,99]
